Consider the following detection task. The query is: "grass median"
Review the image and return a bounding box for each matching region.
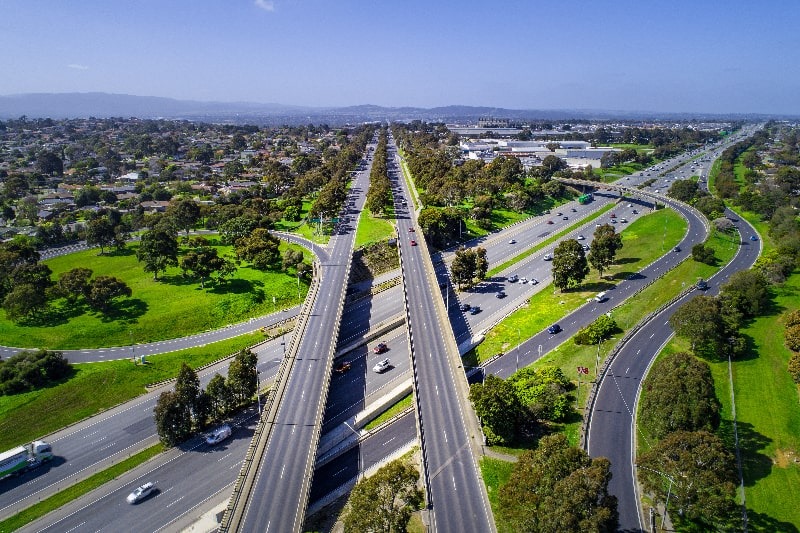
[0,443,164,531]
[363,393,413,431]
[485,202,615,278]
[0,332,264,450]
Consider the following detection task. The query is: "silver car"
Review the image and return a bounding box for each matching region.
[127,482,154,504]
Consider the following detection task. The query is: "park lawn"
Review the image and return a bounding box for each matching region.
[480,456,516,533]
[355,207,395,248]
[610,143,655,151]
[0,240,309,349]
[0,332,263,450]
[472,209,687,366]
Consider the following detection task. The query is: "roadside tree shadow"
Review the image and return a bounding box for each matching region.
[746,509,799,533]
[97,298,149,323]
[717,419,773,487]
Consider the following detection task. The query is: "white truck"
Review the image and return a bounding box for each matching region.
[0,441,53,480]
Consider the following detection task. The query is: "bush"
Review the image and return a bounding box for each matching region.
[785,325,800,352]
[0,350,72,395]
[574,315,618,345]
[789,353,800,384]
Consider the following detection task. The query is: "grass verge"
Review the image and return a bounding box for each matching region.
[0,443,164,531]
[486,202,615,277]
[355,207,395,249]
[363,393,413,431]
[0,332,263,450]
[480,456,516,533]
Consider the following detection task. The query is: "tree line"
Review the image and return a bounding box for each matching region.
[364,129,392,216]
[154,349,257,446]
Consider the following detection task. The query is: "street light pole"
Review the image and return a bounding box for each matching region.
[255,370,261,414]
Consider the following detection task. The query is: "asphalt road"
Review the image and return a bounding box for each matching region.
[234,140,374,532]
[586,127,763,531]
[10,131,761,530]
[391,135,495,533]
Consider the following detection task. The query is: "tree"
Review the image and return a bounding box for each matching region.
[509,366,572,422]
[588,224,623,278]
[499,433,618,532]
[667,179,699,202]
[206,373,234,418]
[574,315,618,346]
[181,246,230,288]
[637,431,736,526]
[450,247,488,289]
[719,269,770,318]
[540,155,567,178]
[85,276,131,312]
[551,239,589,291]
[0,349,71,395]
[85,215,116,255]
[56,267,93,303]
[2,283,48,321]
[342,459,423,533]
[234,228,281,270]
[692,243,716,265]
[639,352,721,439]
[175,362,201,425]
[137,228,178,280]
[167,199,200,236]
[281,249,304,271]
[154,390,193,447]
[219,215,259,246]
[37,150,63,176]
[227,349,257,405]
[669,296,727,355]
[469,374,523,445]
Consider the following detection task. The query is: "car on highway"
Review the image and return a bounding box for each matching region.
[469,306,481,315]
[508,274,519,282]
[127,482,154,504]
[496,291,506,298]
[206,424,232,445]
[372,358,391,373]
[563,216,569,220]
[408,227,415,232]
[409,239,417,246]
[673,246,681,252]
[750,235,758,241]
[459,303,471,312]
[547,220,554,224]
[577,234,585,240]
[508,239,516,244]
[543,253,553,261]
[620,218,628,223]
[334,361,352,373]
[571,208,577,212]
[373,342,388,354]
[530,278,538,285]
[582,244,590,251]
[547,324,562,334]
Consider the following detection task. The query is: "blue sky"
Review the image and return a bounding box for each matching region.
[1,0,798,114]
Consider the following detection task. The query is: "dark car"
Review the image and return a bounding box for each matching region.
[547,324,562,334]
[410,239,417,246]
[749,235,758,241]
[469,306,481,315]
[673,246,681,252]
[496,291,506,299]
[459,303,471,312]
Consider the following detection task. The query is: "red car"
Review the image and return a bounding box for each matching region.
[334,361,352,373]
[546,220,554,225]
[410,239,417,246]
[373,342,388,354]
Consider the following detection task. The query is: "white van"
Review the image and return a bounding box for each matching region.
[594,292,608,303]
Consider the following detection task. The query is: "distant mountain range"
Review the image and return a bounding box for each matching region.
[0,92,786,125]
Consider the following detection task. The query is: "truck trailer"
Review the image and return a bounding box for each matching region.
[0,441,53,480]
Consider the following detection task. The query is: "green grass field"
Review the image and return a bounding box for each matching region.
[0,332,263,450]
[355,207,395,248]
[0,240,309,349]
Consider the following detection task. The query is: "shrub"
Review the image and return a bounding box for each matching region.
[0,350,72,395]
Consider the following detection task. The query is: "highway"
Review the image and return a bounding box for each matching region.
[9,131,759,531]
[391,134,496,533]
[228,143,372,532]
[586,127,763,531]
